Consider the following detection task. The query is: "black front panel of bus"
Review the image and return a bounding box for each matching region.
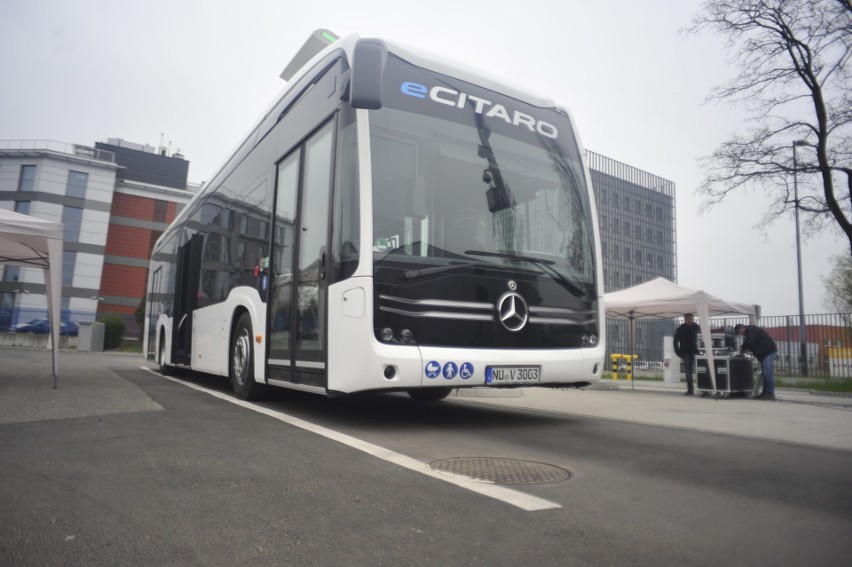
[373,264,597,349]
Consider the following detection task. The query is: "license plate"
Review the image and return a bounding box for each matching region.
[486,366,541,384]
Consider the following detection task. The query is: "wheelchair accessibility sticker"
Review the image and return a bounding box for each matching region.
[459,362,474,379]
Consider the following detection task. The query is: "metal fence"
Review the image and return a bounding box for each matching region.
[605,312,852,379]
[3,303,850,376]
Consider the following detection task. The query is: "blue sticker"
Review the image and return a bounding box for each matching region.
[425,361,441,379]
[261,274,268,291]
[459,362,474,379]
[442,362,458,379]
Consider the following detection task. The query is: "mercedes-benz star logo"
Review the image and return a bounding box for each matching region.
[497,291,529,332]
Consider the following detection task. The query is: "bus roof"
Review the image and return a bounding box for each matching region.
[282,30,559,110]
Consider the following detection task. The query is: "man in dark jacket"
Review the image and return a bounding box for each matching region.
[735,324,778,401]
[674,313,700,395]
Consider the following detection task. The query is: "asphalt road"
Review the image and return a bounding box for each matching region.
[1,349,851,566]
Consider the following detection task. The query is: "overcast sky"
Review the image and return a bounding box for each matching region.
[1,0,844,316]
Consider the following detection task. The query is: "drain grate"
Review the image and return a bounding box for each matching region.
[429,457,571,485]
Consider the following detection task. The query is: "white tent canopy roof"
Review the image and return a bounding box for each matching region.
[604,277,757,320]
[0,208,64,382]
[604,277,758,391]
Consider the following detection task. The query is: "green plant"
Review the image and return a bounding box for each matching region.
[115,338,143,354]
[135,296,146,331]
[98,313,126,349]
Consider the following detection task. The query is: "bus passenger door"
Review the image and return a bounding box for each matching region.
[269,151,299,367]
[172,234,202,365]
[269,120,335,384]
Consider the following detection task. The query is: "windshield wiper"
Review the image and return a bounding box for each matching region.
[400,261,484,281]
[464,249,555,265]
[463,250,588,298]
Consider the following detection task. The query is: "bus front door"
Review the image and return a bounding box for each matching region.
[268,120,334,388]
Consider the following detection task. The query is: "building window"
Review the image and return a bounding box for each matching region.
[18,165,35,192]
[62,251,76,287]
[153,200,168,223]
[2,266,19,282]
[66,171,88,199]
[14,201,30,215]
[62,206,84,241]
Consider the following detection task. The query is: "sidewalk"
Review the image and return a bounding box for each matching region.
[0,348,160,425]
[3,347,851,453]
[454,378,852,452]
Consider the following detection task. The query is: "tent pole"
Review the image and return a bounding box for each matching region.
[629,314,635,390]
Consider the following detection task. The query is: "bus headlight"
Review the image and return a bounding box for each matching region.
[380,327,394,342]
[400,329,414,343]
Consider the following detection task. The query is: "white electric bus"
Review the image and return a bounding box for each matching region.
[144,29,605,400]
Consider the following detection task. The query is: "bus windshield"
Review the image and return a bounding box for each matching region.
[369,105,596,291]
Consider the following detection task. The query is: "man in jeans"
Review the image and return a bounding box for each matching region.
[674,313,700,395]
[735,323,779,401]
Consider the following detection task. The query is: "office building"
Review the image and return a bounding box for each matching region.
[587,150,677,363]
[0,139,196,336]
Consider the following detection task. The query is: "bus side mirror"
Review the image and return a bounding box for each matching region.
[350,38,387,109]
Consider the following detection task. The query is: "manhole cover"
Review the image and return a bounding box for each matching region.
[429,457,571,485]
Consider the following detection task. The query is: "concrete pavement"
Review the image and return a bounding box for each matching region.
[454,379,852,452]
[2,346,851,452]
[0,348,161,425]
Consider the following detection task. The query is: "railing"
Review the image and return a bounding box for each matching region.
[0,140,115,162]
[605,312,852,379]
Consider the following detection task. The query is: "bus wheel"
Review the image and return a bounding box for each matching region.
[407,388,452,402]
[158,334,173,375]
[230,312,261,400]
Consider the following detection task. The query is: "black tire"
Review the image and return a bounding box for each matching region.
[158,333,174,375]
[407,387,452,402]
[230,312,262,400]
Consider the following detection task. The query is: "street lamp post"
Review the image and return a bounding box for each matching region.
[793,140,808,376]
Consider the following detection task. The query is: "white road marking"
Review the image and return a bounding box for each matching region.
[143,367,561,511]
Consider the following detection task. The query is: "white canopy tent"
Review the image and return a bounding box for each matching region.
[0,209,64,386]
[604,277,758,390]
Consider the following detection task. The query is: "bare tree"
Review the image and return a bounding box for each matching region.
[822,253,852,310]
[688,0,852,254]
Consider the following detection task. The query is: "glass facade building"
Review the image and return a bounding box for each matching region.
[587,151,677,364]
